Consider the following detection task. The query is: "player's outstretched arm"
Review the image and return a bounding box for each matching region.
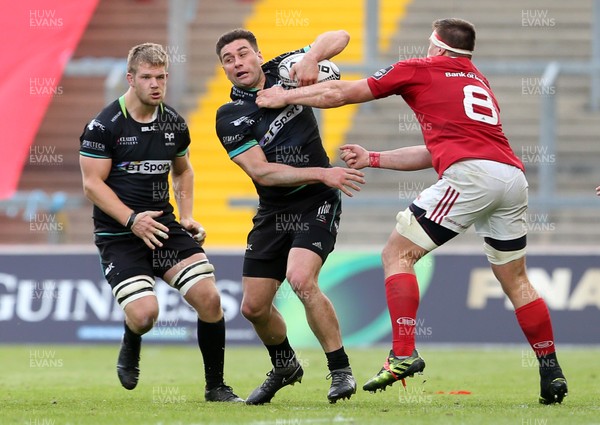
[232,145,365,197]
[256,79,374,109]
[340,144,432,172]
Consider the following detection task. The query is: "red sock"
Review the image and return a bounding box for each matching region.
[515,298,556,357]
[385,273,420,357]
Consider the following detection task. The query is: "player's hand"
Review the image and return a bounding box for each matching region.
[256,86,288,109]
[180,217,207,247]
[323,167,365,197]
[290,56,319,87]
[340,144,370,169]
[596,186,600,196]
[131,210,169,250]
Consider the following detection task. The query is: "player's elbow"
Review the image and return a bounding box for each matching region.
[81,178,99,202]
[251,172,272,187]
[336,30,350,46]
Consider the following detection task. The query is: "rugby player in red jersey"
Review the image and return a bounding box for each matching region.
[257,18,568,405]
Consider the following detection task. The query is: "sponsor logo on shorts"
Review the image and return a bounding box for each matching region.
[311,241,322,250]
[116,160,171,174]
[316,201,331,223]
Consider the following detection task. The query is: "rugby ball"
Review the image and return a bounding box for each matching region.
[277,52,340,88]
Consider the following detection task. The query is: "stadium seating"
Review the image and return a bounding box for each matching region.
[6,0,599,249]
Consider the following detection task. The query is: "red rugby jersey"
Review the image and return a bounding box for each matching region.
[367,56,524,176]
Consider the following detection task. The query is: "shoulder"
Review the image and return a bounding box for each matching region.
[89,100,122,131]
[217,99,255,121]
[81,100,122,142]
[161,103,186,123]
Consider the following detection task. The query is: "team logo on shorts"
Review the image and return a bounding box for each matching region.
[316,201,331,223]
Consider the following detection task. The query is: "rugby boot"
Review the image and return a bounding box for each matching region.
[245,363,304,405]
[539,367,568,404]
[363,349,425,393]
[326,367,357,403]
[205,384,244,402]
[116,335,141,390]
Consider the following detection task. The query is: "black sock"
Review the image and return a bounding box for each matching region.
[326,346,350,372]
[538,352,560,375]
[197,318,225,390]
[266,337,296,369]
[123,321,141,346]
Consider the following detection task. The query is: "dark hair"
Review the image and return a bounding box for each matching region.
[216,28,259,60]
[432,18,476,56]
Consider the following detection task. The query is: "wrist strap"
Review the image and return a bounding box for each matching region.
[368,152,381,168]
[125,212,137,229]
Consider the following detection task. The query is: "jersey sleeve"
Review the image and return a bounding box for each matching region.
[79,118,113,159]
[215,102,258,160]
[176,121,191,157]
[367,59,420,99]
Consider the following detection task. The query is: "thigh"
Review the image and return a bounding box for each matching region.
[244,256,288,282]
[290,194,341,264]
[242,276,281,309]
[95,235,156,308]
[152,220,204,279]
[244,209,292,268]
[478,168,529,240]
[286,247,323,290]
[95,234,153,288]
[414,160,506,234]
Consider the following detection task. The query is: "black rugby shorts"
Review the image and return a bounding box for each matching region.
[243,193,341,281]
[95,219,204,289]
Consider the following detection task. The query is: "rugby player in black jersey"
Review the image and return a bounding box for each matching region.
[79,43,241,402]
[215,29,365,404]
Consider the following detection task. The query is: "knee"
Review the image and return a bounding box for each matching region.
[126,304,159,334]
[186,281,223,319]
[381,243,396,270]
[382,241,420,271]
[285,269,319,302]
[241,299,270,323]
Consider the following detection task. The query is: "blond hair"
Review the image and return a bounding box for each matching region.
[127,43,169,74]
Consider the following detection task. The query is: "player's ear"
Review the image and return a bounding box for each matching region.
[126,72,135,86]
[256,50,264,65]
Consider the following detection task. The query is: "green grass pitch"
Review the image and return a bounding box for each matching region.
[1,345,598,424]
